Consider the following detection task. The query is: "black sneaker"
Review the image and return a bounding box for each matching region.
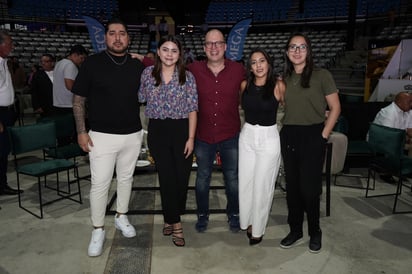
[280,232,303,249]
[195,214,209,233]
[309,230,322,253]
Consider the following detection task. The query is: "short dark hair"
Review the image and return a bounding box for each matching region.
[105,18,128,34]
[42,53,55,62]
[69,44,88,56]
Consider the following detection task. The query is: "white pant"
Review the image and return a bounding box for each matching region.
[239,123,281,238]
[88,130,143,227]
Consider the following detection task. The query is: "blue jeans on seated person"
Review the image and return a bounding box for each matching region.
[194,135,239,220]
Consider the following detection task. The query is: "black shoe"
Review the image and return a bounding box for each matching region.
[249,236,263,246]
[309,230,322,253]
[280,232,303,249]
[246,231,252,239]
[246,225,252,239]
[0,185,23,195]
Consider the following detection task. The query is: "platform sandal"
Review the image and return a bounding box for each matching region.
[172,227,185,247]
[163,224,173,236]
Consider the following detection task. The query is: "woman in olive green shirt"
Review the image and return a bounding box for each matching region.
[279,33,341,253]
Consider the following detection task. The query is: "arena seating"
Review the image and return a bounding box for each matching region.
[205,0,403,24]
[9,29,150,69]
[6,0,409,91]
[179,29,346,71]
[8,0,118,21]
[376,25,412,40]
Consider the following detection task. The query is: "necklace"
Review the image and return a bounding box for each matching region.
[105,51,128,66]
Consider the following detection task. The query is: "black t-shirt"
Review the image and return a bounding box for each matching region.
[72,51,144,134]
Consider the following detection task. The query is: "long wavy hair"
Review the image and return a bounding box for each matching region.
[283,32,314,88]
[245,48,275,100]
[152,35,186,86]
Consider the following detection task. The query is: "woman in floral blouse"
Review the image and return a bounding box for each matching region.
[139,35,198,247]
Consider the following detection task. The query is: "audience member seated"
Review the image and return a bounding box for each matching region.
[335,100,390,174]
[371,91,412,183]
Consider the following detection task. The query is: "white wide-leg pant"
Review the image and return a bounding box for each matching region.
[239,123,281,238]
[88,130,143,227]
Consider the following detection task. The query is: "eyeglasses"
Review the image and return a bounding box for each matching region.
[204,41,225,49]
[288,44,308,52]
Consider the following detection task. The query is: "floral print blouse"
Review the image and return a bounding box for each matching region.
[139,66,198,119]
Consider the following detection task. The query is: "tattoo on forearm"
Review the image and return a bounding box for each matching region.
[73,95,87,134]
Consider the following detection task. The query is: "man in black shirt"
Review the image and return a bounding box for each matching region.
[72,18,145,257]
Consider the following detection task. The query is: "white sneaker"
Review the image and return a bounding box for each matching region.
[88,228,105,257]
[115,214,136,238]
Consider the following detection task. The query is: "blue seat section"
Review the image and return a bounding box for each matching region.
[357,0,400,17]
[204,0,401,24]
[8,0,118,21]
[205,0,291,24]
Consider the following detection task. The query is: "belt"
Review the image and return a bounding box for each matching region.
[0,105,14,110]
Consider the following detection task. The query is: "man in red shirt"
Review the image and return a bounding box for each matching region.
[187,29,246,233]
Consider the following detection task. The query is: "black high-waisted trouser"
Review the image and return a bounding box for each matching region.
[280,123,326,236]
[147,118,193,224]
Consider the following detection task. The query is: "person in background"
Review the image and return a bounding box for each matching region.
[27,63,41,88]
[239,48,284,245]
[149,21,157,42]
[7,56,27,92]
[184,47,195,65]
[279,32,340,253]
[8,56,28,122]
[31,54,55,117]
[186,28,246,233]
[72,18,145,257]
[139,35,198,247]
[372,91,412,180]
[145,50,155,61]
[53,44,88,115]
[158,17,168,37]
[0,30,22,196]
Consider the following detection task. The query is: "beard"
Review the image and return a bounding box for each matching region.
[106,44,128,55]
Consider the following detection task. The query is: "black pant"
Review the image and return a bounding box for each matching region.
[0,107,17,191]
[280,123,326,236]
[147,118,193,224]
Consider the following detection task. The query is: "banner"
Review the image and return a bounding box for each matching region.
[83,16,106,53]
[225,18,252,61]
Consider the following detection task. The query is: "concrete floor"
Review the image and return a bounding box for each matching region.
[1,159,412,274]
[1,112,412,274]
